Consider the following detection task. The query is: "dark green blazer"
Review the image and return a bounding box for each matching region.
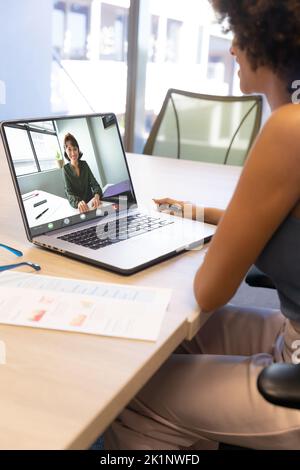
[63,161,102,209]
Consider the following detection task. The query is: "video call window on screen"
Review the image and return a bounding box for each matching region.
[3,115,135,235]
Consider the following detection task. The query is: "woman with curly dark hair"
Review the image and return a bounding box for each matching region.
[105,0,300,449]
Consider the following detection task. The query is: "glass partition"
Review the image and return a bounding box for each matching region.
[139,0,237,152]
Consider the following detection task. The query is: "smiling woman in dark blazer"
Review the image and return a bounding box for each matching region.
[63,133,102,214]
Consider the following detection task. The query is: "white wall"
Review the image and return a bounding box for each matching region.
[0,0,52,120]
[89,116,128,185]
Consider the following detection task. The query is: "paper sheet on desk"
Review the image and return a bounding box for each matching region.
[0,273,172,341]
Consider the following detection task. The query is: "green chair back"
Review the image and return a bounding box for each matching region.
[144,89,263,166]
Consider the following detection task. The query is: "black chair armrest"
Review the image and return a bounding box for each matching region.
[257,364,300,409]
[245,266,276,290]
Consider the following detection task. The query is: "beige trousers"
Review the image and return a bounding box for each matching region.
[104,305,300,450]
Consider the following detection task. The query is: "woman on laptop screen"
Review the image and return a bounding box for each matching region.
[105,0,300,450]
[63,133,102,214]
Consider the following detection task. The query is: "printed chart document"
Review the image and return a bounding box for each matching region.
[0,272,172,341]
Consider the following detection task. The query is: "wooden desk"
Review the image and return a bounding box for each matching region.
[0,148,241,449]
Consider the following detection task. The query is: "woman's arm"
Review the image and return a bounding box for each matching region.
[204,208,224,225]
[63,167,81,209]
[66,192,81,209]
[194,105,300,313]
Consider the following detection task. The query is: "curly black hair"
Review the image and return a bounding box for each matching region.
[210,0,300,92]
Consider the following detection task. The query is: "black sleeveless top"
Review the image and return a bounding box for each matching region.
[256,215,300,322]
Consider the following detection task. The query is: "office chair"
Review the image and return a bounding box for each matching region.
[144,88,263,166]
[245,266,275,289]
[258,364,300,410]
[220,364,300,450]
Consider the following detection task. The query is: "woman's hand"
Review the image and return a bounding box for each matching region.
[153,198,185,217]
[153,197,186,208]
[91,194,102,210]
[78,201,89,213]
[153,197,196,219]
[153,198,224,225]
[153,198,187,215]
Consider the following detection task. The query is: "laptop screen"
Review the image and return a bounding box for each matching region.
[1,114,136,237]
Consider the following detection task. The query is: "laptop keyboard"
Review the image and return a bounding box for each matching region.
[58,213,174,250]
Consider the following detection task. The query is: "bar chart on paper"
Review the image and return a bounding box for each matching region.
[0,272,172,341]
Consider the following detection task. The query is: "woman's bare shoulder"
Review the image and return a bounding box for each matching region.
[260,104,300,160]
[266,103,300,131]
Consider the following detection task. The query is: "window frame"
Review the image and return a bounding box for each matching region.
[6,122,62,177]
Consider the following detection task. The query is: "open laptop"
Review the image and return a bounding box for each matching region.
[0,113,216,275]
